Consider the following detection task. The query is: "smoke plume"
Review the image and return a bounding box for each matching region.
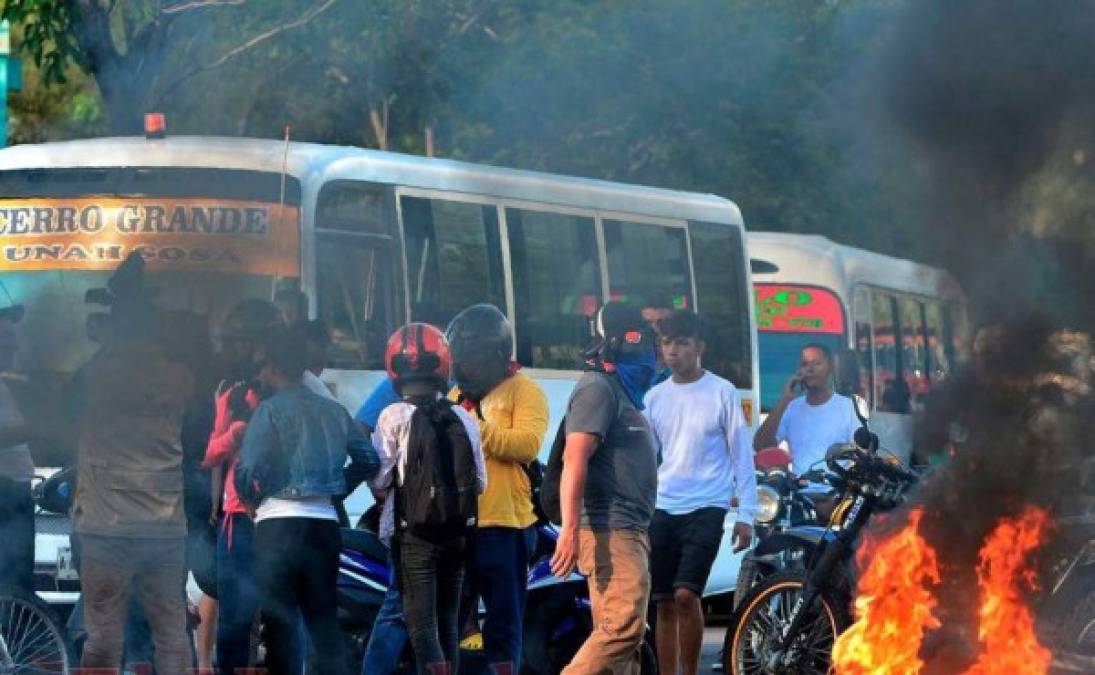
[872,0,1095,328]
[851,1,1095,668]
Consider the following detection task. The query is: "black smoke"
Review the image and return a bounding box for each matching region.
[872,0,1095,329]
[849,1,1095,668]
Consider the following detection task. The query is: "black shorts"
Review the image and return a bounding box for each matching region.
[649,506,726,600]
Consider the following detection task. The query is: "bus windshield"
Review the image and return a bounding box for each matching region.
[0,167,302,374]
[756,283,846,411]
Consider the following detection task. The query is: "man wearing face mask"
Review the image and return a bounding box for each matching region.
[446,304,549,674]
[550,302,658,675]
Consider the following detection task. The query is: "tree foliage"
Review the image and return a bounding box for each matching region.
[1,0,933,264]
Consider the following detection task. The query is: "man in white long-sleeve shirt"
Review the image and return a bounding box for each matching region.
[643,309,757,675]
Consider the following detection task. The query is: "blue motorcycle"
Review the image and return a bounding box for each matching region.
[337,521,656,674]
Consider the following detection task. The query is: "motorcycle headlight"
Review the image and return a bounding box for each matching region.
[755,485,781,524]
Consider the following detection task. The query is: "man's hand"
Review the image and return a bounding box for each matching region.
[732,521,754,553]
[783,371,804,400]
[550,525,579,578]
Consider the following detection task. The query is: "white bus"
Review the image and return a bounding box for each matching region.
[0,134,759,601]
[747,232,968,463]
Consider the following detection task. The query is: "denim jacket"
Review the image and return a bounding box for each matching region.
[235,383,379,505]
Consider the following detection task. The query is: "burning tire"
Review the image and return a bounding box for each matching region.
[722,572,849,675]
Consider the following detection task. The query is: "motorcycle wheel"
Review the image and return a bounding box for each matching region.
[520,588,656,675]
[1041,588,1095,660]
[722,572,849,675]
[521,588,592,675]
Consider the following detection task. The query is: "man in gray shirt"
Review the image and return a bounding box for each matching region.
[0,303,36,593]
[551,302,658,674]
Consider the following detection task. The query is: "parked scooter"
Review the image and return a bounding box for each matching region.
[337,516,656,674]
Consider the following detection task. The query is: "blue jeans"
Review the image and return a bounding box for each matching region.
[216,514,260,675]
[473,526,537,673]
[362,563,408,675]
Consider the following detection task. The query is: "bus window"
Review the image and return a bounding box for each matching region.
[316,183,399,370]
[899,297,929,409]
[506,208,600,369]
[853,287,874,405]
[689,222,752,389]
[401,196,505,327]
[923,301,951,384]
[603,220,692,309]
[754,282,845,411]
[872,290,909,413]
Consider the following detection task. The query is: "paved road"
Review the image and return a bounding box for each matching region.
[696,623,1093,674]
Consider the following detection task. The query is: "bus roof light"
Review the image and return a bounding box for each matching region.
[145,113,166,139]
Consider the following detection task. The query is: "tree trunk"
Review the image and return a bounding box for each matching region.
[425,124,435,157]
[368,99,389,150]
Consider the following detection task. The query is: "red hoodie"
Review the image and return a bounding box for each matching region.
[202,384,258,516]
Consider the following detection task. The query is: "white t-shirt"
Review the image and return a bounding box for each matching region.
[775,393,860,475]
[0,379,35,483]
[303,370,336,401]
[643,372,758,523]
[255,496,338,523]
[370,399,487,543]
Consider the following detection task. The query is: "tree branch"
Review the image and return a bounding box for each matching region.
[162,0,247,13]
[154,0,338,102]
[203,0,337,69]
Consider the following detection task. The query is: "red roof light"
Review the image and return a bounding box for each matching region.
[145,113,166,139]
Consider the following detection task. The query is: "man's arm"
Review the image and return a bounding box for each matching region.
[726,391,757,552]
[233,404,275,508]
[754,375,800,450]
[478,381,549,463]
[344,414,381,493]
[550,432,598,578]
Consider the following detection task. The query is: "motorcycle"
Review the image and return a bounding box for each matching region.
[721,406,920,675]
[732,447,821,611]
[1038,512,1095,672]
[338,518,657,675]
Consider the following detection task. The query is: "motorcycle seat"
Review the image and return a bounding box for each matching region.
[341,527,389,561]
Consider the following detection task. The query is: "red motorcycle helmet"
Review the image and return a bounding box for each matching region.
[385,322,452,393]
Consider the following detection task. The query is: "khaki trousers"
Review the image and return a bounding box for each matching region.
[79,535,191,675]
[562,528,651,675]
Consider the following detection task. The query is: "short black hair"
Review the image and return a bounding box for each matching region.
[265,327,308,380]
[640,292,676,311]
[801,342,834,365]
[658,309,706,341]
[303,319,331,347]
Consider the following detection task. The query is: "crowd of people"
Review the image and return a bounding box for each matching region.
[0,267,867,674]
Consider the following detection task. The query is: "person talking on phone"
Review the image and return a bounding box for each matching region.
[753,343,860,479]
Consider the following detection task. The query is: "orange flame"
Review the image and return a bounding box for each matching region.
[833,508,942,675]
[961,506,1052,675]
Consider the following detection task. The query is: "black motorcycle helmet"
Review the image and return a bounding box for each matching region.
[445,303,514,400]
[584,301,656,366]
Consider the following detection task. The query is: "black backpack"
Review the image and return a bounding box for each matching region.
[539,419,568,526]
[398,398,479,537]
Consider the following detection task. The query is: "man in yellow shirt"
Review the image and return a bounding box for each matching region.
[447,304,549,674]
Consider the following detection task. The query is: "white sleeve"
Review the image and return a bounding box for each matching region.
[774,399,792,446]
[369,404,407,492]
[458,408,488,494]
[725,388,758,525]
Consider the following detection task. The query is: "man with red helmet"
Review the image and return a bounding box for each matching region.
[446,304,549,673]
[371,323,487,675]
